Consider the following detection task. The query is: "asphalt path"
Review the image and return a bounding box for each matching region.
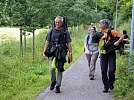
[35,53,115,100]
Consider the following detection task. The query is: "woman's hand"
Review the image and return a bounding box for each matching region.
[85,49,90,54]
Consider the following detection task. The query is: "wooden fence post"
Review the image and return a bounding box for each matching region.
[20,27,23,57]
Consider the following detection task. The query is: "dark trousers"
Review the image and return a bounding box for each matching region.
[100,51,116,89]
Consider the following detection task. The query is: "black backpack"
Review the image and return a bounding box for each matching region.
[49,28,67,46]
[45,28,68,57]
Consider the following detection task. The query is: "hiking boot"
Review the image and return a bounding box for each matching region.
[50,81,56,90]
[110,84,114,90]
[55,86,60,93]
[103,89,108,93]
[90,76,94,80]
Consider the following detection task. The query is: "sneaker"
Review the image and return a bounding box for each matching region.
[50,81,56,90]
[55,86,60,93]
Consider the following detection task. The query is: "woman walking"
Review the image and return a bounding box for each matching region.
[99,19,123,93]
[84,27,99,80]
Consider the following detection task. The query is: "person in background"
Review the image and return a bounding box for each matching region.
[43,16,73,93]
[99,19,123,93]
[118,30,129,55]
[90,23,97,31]
[84,27,99,80]
[122,30,129,48]
[109,23,114,30]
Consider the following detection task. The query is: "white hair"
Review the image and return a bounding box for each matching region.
[55,16,63,22]
[99,19,109,28]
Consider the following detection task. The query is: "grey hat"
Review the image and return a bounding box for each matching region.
[99,19,109,28]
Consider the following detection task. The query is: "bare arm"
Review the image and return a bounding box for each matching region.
[117,33,124,42]
[84,43,88,51]
[123,35,129,42]
[114,33,124,46]
[67,42,73,62]
[84,42,90,54]
[123,38,129,42]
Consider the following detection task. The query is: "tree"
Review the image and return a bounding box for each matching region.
[0,0,132,28]
[104,0,132,24]
[0,1,10,26]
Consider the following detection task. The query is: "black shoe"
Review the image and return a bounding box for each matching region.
[103,89,108,93]
[50,81,56,90]
[110,84,114,90]
[55,86,60,93]
[90,76,94,80]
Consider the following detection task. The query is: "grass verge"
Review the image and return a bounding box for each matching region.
[0,26,88,100]
[114,18,134,100]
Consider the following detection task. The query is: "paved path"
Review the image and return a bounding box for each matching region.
[35,53,115,100]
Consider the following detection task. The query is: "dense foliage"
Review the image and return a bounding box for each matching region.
[0,0,132,28]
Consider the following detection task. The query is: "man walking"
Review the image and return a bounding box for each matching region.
[43,16,73,93]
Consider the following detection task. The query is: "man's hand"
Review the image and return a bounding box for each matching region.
[43,54,47,60]
[68,54,73,63]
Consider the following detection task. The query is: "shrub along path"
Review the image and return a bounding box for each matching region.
[35,53,115,100]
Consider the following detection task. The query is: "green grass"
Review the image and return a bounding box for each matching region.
[114,53,134,100]
[113,18,134,100]
[0,25,88,100]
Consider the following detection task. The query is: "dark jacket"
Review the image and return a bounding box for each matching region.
[45,28,71,72]
[92,32,104,43]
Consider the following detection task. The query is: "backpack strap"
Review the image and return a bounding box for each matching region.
[50,28,67,45]
[107,29,116,38]
[106,29,115,41]
[49,28,53,43]
[61,29,67,39]
[86,34,90,44]
[107,29,111,38]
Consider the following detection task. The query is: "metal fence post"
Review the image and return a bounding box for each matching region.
[129,0,134,86]
[130,0,134,55]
